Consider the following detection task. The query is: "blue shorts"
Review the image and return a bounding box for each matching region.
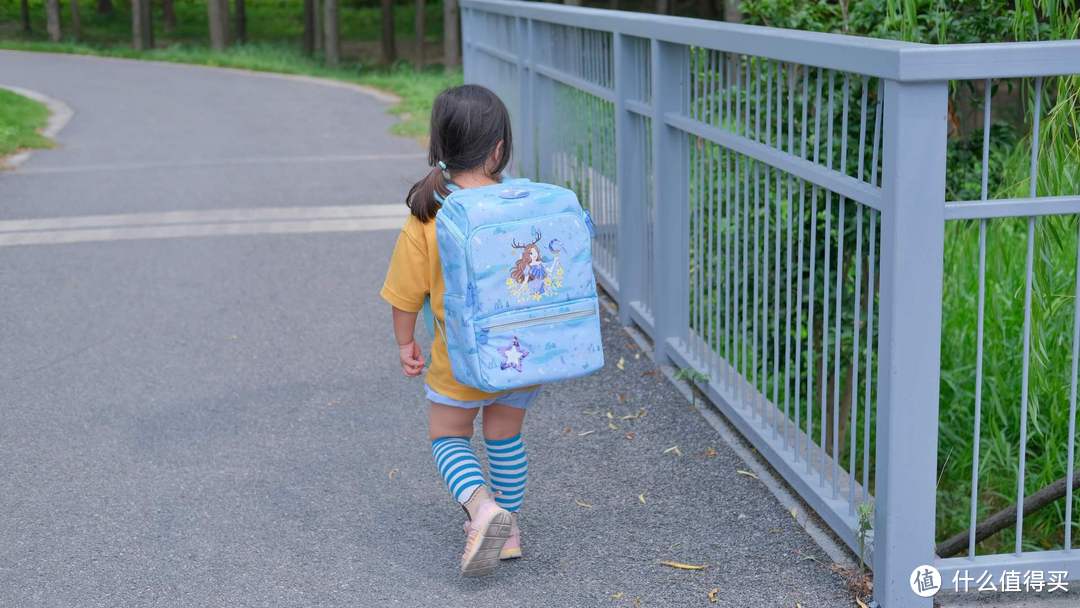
[425,384,541,410]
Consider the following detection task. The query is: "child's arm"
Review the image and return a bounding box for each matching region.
[392,306,425,377]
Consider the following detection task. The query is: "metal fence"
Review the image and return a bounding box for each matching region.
[460,1,1080,605]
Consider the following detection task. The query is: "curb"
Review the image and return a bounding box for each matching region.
[0,84,75,170]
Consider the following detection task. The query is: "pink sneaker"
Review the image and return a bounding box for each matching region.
[459,491,513,577]
[464,513,521,560]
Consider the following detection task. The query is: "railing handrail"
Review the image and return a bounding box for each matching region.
[462,0,1080,81]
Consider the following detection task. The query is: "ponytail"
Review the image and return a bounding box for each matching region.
[406,167,450,223]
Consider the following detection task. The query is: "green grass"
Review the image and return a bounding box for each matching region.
[0,40,461,137]
[0,87,52,157]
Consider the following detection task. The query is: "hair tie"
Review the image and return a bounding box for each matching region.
[437,160,451,181]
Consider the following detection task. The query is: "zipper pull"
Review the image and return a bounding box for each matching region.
[583,210,596,238]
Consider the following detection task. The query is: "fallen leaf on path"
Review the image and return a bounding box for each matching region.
[387,468,399,480]
[736,469,759,479]
[563,426,572,434]
[659,560,706,571]
[608,422,620,431]
[663,446,682,457]
[790,507,799,521]
[575,499,593,508]
[856,599,870,608]
[638,493,647,504]
[616,357,625,370]
[703,447,718,458]
[633,598,641,607]
[577,430,595,437]
[606,411,614,419]
[625,431,636,440]
[635,353,641,360]
[620,408,647,420]
[610,592,624,599]
[708,588,720,603]
[617,392,627,403]
[584,409,601,416]
[642,369,659,377]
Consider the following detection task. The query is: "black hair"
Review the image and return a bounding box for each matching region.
[406,84,513,222]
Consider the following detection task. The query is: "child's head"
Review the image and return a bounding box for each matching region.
[407,85,513,222]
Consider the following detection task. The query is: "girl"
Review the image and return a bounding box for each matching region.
[380,85,533,577]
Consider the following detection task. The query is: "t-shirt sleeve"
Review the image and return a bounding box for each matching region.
[380,219,429,313]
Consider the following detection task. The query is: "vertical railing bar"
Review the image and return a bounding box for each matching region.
[797,65,810,465]
[772,61,783,440]
[849,75,868,510]
[752,57,763,420]
[832,73,849,499]
[820,69,835,486]
[725,53,733,389]
[705,49,716,375]
[783,62,796,450]
[861,78,882,499]
[734,55,744,395]
[968,78,992,558]
[742,56,751,407]
[1015,75,1043,556]
[1068,218,1080,553]
[862,209,877,500]
[806,67,823,473]
[763,59,773,431]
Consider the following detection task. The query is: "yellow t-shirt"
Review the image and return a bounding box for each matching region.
[380,213,530,402]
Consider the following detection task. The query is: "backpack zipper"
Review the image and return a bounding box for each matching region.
[483,307,595,333]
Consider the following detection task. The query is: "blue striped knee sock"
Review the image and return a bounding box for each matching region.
[432,436,486,504]
[485,434,527,512]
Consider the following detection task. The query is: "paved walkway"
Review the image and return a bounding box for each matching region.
[0,51,851,607]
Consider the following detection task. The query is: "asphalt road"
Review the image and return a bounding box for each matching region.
[0,51,851,607]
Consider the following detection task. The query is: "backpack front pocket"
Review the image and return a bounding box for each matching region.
[474,298,604,391]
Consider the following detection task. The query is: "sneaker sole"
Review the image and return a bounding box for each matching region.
[499,547,522,560]
[460,510,513,577]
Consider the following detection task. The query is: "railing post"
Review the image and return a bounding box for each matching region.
[872,79,949,608]
[614,33,642,325]
[515,16,534,179]
[650,39,689,364]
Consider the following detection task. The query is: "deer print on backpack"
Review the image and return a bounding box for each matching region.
[507,228,564,302]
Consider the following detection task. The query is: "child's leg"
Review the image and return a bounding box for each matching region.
[482,403,528,512]
[429,403,485,505]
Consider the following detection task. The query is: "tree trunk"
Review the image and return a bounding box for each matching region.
[131,0,153,50]
[162,0,176,32]
[723,0,741,23]
[45,0,62,41]
[414,0,425,67]
[313,0,323,56]
[234,0,247,44]
[302,0,315,55]
[655,0,669,15]
[443,0,459,67]
[70,0,82,40]
[323,0,340,67]
[696,0,714,19]
[20,0,32,33]
[97,0,111,15]
[380,0,396,65]
[936,472,1080,558]
[208,0,229,51]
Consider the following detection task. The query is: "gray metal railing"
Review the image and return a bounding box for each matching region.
[460,1,1080,605]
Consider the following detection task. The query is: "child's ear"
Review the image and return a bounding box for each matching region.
[488,140,504,174]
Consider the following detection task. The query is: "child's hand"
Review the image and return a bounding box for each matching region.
[398,340,425,377]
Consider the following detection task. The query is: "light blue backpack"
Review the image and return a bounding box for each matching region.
[433,179,605,392]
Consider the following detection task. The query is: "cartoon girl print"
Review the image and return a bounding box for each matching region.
[506,228,564,302]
